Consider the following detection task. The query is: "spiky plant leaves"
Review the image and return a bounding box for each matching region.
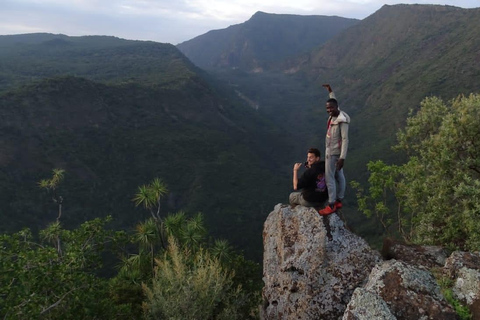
[180,214,206,249]
[40,221,62,243]
[211,239,234,263]
[163,211,187,239]
[134,218,158,249]
[149,178,168,200]
[132,185,157,210]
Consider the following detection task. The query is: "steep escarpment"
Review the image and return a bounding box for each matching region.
[262,204,480,319]
[177,11,359,71]
[262,204,380,319]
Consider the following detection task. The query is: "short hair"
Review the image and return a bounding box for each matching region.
[307,148,321,158]
[327,98,338,107]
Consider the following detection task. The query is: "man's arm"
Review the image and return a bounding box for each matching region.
[337,122,349,170]
[322,84,336,99]
[293,163,302,190]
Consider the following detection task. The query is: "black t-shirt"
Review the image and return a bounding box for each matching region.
[296,161,328,203]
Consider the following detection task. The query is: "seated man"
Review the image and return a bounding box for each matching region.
[289,148,328,207]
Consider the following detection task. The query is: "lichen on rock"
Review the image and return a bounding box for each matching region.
[261,204,381,320]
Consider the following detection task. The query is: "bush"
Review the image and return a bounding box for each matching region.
[142,238,253,320]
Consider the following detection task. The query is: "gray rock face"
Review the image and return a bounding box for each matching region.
[342,288,396,320]
[444,251,480,319]
[349,260,459,320]
[262,204,381,320]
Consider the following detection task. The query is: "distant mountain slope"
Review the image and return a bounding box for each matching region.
[0,34,290,260]
[201,4,480,170]
[174,4,480,243]
[299,4,480,101]
[290,4,480,163]
[177,11,359,70]
[0,33,198,91]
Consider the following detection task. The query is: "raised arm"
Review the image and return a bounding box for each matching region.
[292,163,302,190]
[322,84,336,99]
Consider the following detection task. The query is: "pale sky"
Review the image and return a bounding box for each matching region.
[1,0,479,45]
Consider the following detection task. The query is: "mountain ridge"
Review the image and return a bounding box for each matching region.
[177,11,359,70]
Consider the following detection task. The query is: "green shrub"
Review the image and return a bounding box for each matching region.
[142,238,253,320]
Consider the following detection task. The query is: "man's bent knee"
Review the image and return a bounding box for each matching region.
[289,192,302,205]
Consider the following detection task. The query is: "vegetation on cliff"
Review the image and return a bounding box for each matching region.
[1,176,261,319]
[354,93,480,251]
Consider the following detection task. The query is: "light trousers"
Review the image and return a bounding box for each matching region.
[289,192,325,207]
[325,154,346,204]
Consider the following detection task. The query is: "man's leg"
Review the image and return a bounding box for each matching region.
[289,192,303,205]
[335,167,346,201]
[325,154,337,205]
[289,192,323,207]
[320,154,338,215]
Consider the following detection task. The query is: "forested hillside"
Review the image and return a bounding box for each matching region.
[293,4,480,168]
[0,33,198,91]
[0,34,290,261]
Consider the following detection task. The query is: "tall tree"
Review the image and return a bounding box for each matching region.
[354,94,480,250]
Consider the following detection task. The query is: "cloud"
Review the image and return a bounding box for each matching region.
[1,0,479,44]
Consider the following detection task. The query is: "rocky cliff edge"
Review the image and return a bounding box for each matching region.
[262,204,480,320]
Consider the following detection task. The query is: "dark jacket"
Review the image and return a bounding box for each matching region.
[297,161,328,203]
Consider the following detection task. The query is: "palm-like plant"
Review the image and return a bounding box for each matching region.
[40,221,63,256]
[181,214,206,251]
[38,168,65,221]
[132,178,168,221]
[163,211,187,239]
[210,239,234,264]
[134,218,158,249]
[134,218,160,271]
[118,253,151,282]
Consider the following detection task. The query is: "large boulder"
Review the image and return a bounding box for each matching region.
[344,260,459,320]
[342,288,396,320]
[444,251,480,319]
[261,204,381,320]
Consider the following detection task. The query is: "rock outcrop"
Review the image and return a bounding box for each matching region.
[262,204,381,319]
[342,287,396,320]
[344,260,459,319]
[262,204,480,319]
[444,251,480,319]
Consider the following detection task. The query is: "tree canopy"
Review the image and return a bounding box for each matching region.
[1,176,261,319]
[354,94,480,250]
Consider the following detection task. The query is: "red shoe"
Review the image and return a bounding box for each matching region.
[319,204,336,216]
[335,200,343,209]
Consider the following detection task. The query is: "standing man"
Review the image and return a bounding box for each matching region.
[319,84,350,215]
[289,148,328,207]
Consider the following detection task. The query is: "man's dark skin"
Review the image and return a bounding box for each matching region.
[322,84,344,171]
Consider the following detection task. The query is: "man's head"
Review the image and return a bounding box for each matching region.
[326,98,340,117]
[306,148,321,167]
